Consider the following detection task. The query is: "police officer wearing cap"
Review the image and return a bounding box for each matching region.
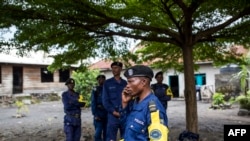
[151,71,173,110]
[62,78,85,141]
[102,61,127,141]
[119,65,168,141]
[91,75,108,141]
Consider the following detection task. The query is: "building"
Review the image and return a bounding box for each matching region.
[1,45,246,99]
[89,59,220,98]
[0,51,75,96]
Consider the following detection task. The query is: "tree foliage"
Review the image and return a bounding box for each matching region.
[1,0,250,133]
[72,69,100,107]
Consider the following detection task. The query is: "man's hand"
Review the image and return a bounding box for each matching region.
[95,116,102,120]
[122,87,133,108]
[113,111,120,118]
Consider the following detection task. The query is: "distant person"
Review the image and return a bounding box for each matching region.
[62,78,85,141]
[120,65,169,140]
[91,75,107,141]
[196,85,202,101]
[102,61,127,141]
[151,71,173,110]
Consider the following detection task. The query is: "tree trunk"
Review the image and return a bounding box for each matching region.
[182,45,198,133]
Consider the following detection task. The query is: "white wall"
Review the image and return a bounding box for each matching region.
[100,64,221,98]
[164,65,220,97]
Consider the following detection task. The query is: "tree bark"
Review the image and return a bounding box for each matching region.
[182,45,198,133]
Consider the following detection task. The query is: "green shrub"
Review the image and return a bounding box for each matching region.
[14,98,29,116]
[235,91,250,110]
[72,69,100,107]
[212,92,225,105]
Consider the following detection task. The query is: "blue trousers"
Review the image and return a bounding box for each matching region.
[64,124,81,141]
[106,114,123,141]
[94,119,107,141]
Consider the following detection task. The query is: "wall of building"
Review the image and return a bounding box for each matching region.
[0,64,73,96]
[22,66,66,94]
[100,63,221,98]
[165,64,220,97]
[0,65,13,95]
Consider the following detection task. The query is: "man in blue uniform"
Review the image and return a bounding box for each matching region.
[102,61,127,141]
[120,65,168,141]
[91,74,107,141]
[151,71,173,110]
[62,78,85,141]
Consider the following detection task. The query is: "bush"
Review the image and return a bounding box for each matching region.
[212,92,225,105]
[235,91,250,110]
[72,69,100,107]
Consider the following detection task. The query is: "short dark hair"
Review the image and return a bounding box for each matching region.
[111,61,123,68]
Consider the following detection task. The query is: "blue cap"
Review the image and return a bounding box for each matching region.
[155,71,163,78]
[96,75,106,80]
[65,78,75,85]
[124,65,154,80]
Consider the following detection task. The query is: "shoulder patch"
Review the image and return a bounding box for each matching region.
[149,129,162,140]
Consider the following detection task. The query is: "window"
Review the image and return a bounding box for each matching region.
[41,68,54,82]
[59,69,70,82]
[195,73,206,86]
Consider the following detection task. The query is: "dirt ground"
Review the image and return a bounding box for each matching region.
[0,99,249,141]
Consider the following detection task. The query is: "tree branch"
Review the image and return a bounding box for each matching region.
[195,6,250,42]
[72,0,181,43]
[173,0,188,11]
[93,29,180,45]
[160,0,183,37]
[188,0,206,13]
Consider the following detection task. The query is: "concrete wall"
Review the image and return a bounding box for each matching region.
[100,63,220,97]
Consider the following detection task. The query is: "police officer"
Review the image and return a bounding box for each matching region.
[62,78,85,141]
[102,61,127,141]
[120,65,168,141]
[151,71,173,110]
[91,75,107,141]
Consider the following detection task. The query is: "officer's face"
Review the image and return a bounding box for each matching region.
[155,74,163,83]
[98,78,105,85]
[67,83,75,90]
[111,66,122,76]
[125,77,145,96]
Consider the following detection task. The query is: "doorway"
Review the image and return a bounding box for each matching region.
[13,66,23,94]
[169,75,179,97]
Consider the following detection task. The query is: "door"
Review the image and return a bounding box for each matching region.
[13,66,23,94]
[169,75,179,98]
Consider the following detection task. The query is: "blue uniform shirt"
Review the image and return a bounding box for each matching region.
[102,77,127,114]
[151,83,171,108]
[119,93,168,141]
[91,85,107,119]
[62,90,85,125]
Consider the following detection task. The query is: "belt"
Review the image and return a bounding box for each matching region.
[67,114,80,118]
[97,104,104,109]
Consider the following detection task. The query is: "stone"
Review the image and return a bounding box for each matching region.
[237,109,250,116]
